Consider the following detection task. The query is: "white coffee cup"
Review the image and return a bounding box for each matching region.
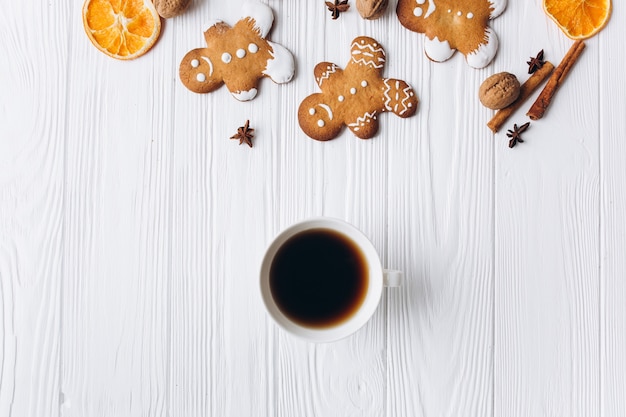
[259,217,401,343]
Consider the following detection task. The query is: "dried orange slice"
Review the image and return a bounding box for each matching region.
[543,0,612,39]
[82,0,161,60]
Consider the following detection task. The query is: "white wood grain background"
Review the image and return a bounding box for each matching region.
[1,0,624,416]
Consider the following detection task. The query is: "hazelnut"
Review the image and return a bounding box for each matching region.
[356,0,388,20]
[478,72,521,110]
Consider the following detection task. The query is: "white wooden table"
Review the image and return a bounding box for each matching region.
[1,0,625,416]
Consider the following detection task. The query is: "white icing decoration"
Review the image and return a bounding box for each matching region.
[222,52,232,63]
[309,108,316,115]
[361,80,368,87]
[350,40,386,68]
[317,120,325,127]
[317,64,337,86]
[414,7,423,17]
[457,11,462,16]
[350,87,357,95]
[489,0,507,18]
[424,0,436,18]
[201,56,213,76]
[236,49,246,58]
[232,88,258,101]
[338,95,345,102]
[262,41,295,84]
[191,59,200,68]
[467,12,474,18]
[241,1,274,38]
[248,43,259,53]
[416,0,425,4]
[196,73,206,82]
[466,27,499,69]
[448,9,451,13]
[318,104,333,120]
[424,36,455,62]
[348,111,377,127]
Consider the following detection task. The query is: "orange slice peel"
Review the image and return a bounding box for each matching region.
[543,0,612,40]
[83,0,161,60]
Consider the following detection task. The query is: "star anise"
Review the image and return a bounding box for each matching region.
[527,49,545,74]
[506,122,530,148]
[230,120,255,147]
[325,0,349,19]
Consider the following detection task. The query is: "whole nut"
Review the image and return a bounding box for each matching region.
[478,72,521,110]
[153,0,191,18]
[356,0,389,20]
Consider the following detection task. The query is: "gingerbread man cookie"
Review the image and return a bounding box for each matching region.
[298,37,418,141]
[397,0,507,68]
[179,2,294,101]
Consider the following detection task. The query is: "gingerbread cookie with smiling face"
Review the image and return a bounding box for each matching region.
[298,37,418,141]
[397,0,507,68]
[179,2,294,101]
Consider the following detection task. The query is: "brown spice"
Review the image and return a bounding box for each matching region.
[506,122,530,148]
[527,50,545,74]
[230,120,255,147]
[527,40,585,121]
[326,0,350,19]
[487,61,555,133]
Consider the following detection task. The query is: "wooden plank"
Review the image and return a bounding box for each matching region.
[60,14,173,417]
[386,39,495,416]
[494,3,600,416]
[600,4,626,416]
[167,1,284,416]
[0,1,67,415]
[273,5,391,417]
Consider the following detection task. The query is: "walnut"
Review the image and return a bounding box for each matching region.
[479,72,521,110]
[153,0,191,18]
[356,0,388,20]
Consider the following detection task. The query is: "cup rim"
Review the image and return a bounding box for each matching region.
[259,217,383,343]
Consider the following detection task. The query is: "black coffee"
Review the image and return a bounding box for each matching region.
[269,228,369,328]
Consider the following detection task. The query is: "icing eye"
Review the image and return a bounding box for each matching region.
[236,49,246,58]
[414,8,423,16]
[457,11,462,16]
[361,80,368,87]
[196,73,206,82]
[221,53,232,63]
[350,87,357,95]
[467,12,474,18]
[338,95,345,102]
[416,0,425,3]
[190,59,200,68]
[248,43,259,53]
[309,108,316,115]
[317,120,325,127]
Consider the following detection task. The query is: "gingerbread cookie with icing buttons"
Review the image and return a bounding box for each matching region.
[179,1,294,101]
[298,37,418,141]
[397,0,507,68]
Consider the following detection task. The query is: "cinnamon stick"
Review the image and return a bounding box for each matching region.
[487,61,555,133]
[527,40,585,120]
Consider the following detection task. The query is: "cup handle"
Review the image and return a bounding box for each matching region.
[383,270,403,287]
